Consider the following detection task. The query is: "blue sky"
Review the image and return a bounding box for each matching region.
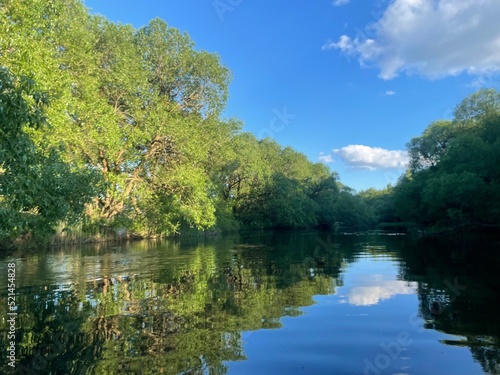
[83,0,500,191]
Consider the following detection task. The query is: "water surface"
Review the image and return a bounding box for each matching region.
[1,231,499,374]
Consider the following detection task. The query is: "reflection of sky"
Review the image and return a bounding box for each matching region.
[337,254,417,306]
[231,250,484,375]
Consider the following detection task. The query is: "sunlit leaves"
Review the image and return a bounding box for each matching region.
[1,0,374,238]
[0,68,96,242]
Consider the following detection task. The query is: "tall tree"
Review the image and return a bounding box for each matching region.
[0,68,95,242]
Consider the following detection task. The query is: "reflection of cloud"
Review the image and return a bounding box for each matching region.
[340,276,417,306]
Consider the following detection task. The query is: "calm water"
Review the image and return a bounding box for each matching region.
[1,231,500,375]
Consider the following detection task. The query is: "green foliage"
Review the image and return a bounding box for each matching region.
[215,135,373,229]
[330,189,373,227]
[359,185,396,224]
[311,175,341,225]
[407,120,454,172]
[394,89,500,229]
[1,0,241,238]
[0,67,96,243]
[453,88,500,125]
[5,0,500,240]
[0,0,377,242]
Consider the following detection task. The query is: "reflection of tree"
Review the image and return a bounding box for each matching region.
[399,235,500,375]
[469,339,500,375]
[8,233,497,374]
[2,232,497,374]
[0,233,348,374]
[0,286,96,374]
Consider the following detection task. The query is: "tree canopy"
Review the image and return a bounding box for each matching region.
[0,0,374,246]
[393,89,500,229]
[2,0,498,246]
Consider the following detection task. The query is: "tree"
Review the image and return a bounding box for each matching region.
[0,68,95,243]
[453,88,500,126]
[359,186,396,224]
[2,0,367,238]
[407,120,454,172]
[394,89,500,229]
[1,1,240,235]
[311,175,341,226]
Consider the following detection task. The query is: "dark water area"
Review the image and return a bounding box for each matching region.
[1,231,500,375]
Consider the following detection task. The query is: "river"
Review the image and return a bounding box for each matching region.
[1,231,499,374]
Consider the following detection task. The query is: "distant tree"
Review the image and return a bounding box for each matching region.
[359,186,396,224]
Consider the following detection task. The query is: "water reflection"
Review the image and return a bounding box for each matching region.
[400,235,500,375]
[0,232,498,374]
[341,277,417,306]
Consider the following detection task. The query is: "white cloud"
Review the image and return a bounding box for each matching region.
[319,152,335,163]
[321,145,409,170]
[323,0,500,79]
[333,0,351,6]
[322,35,353,52]
[385,90,396,96]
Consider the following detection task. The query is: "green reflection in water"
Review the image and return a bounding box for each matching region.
[0,232,499,375]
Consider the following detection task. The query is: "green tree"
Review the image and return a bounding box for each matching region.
[407,120,454,172]
[453,88,500,126]
[0,68,95,243]
[2,1,240,235]
[394,89,500,229]
[1,0,363,238]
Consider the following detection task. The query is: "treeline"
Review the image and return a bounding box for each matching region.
[392,89,500,230]
[0,0,372,246]
[2,1,498,247]
[361,89,500,232]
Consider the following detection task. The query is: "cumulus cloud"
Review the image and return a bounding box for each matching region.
[333,0,351,6]
[323,0,500,79]
[320,145,409,170]
[385,90,396,96]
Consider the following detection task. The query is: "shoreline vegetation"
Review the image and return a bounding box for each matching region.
[18,221,500,251]
[1,0,499,250]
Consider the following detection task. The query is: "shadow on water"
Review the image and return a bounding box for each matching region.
[0,231,499,374]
